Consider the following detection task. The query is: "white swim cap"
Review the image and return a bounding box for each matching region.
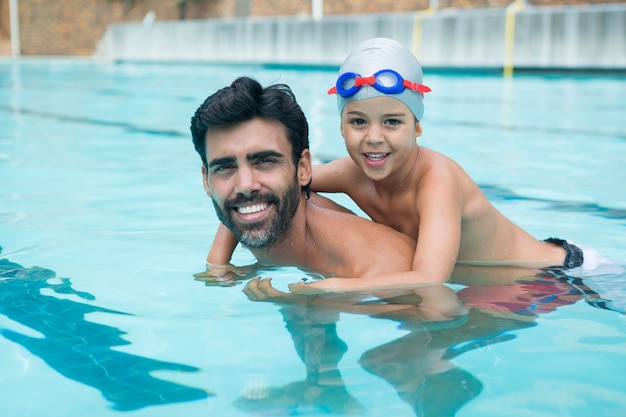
[329,38,430,121]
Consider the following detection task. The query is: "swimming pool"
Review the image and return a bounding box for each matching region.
[1,59,625,417]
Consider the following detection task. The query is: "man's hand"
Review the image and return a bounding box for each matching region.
[193,262,258,287]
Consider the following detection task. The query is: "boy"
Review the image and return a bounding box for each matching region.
[295,37,585,292]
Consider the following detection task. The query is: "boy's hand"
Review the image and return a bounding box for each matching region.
[243,277,297,302]
[288,280,328,295]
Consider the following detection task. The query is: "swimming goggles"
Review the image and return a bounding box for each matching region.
[327,69,431,97]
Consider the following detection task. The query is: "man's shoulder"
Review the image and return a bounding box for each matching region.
[308,193,356,214]
[305,198,415,275]
[307,197,412,241]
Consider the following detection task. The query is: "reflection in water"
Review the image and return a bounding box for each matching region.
[235,306,363,415]
[236,266,621,416]
[0,249,210,411]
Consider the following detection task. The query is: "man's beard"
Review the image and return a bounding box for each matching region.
[212,181,300,249]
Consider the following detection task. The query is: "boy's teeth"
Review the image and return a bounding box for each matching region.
[237,203,267,215]
[366,153,386,161]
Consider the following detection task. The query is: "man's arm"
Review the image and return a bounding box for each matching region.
[207,222,238,265]
[196,223,253,283]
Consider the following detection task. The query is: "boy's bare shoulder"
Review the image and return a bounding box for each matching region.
[416,148,474,190]
[420,147,465,172]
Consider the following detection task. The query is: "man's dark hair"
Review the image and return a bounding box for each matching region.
[190,77,310,196]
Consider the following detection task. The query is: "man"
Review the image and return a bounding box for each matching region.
[190,76,417,290]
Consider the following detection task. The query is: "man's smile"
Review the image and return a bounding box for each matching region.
[230,200,274,224]
[236,202,269,215]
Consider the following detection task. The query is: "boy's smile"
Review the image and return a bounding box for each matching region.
[363,152,391,167]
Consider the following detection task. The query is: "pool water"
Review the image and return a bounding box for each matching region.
[1,59,625,417]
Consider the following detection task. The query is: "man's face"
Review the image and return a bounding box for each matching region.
[202,118,309,248]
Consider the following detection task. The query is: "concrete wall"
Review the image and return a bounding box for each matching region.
[95,4,626,70]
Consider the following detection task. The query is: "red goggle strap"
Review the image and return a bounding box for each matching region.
[403,80,432,94]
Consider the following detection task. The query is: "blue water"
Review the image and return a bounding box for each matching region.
[1,59,625,417]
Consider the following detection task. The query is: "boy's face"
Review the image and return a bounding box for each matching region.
[202,117,311,248]
[340,96,422,182]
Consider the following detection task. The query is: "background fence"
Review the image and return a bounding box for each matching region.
[95,4,626,71]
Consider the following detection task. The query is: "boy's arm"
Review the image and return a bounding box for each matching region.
[291,173,464,292]
[311,157,357,193]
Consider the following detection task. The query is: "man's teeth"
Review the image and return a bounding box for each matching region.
[237,203,267,215]
[366,153,387,161]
